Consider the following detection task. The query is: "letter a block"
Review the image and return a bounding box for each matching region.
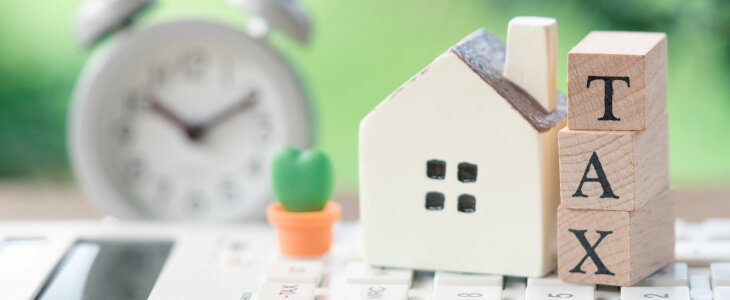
[557,188,675,287]
[558,113,668,211]
[568,31,666,131]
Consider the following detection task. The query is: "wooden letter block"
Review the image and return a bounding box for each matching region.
[559,113,668,211]
[568,31,667,131]
[557,188,675,287]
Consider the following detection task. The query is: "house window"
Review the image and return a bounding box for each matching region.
[425,192,445,210]
[458,162,477,183]
[425,160,478,213]
[458,194,476,213]
[427,160,446,179]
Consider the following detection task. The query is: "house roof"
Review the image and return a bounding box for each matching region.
[451,29,567,132]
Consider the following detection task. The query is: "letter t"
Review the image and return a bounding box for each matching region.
[586,76,630,121]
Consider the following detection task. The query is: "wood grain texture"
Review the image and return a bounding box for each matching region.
[558,113,669,211]
[568,31,666,131]
[557,188,675,286]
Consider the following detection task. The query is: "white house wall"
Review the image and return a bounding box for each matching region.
[538,118,564,273]
[359,51,556,277]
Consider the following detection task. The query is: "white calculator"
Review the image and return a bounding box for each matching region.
[1,219,729,300]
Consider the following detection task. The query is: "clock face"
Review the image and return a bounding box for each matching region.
[71,20,311,221]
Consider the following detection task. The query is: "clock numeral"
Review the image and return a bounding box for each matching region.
[114,119,133,146]
[178,50,208,82]
[125,90,141,113]
[258,114,271,128]
[184,190,207,213]
[246,158,263,176]
[154,177,173,205]
[257,114,272,142]
[218,178,241,204]
[150,65,168,88]
[124,157,146,184]
[127,90,152,113]
[219,58,235,85]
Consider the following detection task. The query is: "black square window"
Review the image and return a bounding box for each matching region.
[458,194,476,213]
[458,162,477,183]
[425,192,445,210]
[427,160,446,180]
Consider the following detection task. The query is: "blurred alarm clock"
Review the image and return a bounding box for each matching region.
[69,0,312,221]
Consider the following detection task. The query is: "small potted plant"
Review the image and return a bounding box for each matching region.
[267,146,341,257]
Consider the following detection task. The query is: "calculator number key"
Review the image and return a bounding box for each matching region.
[258,283,316,300]
[432,286,501,300]
[525,286,595,300]
[620,287,690,300]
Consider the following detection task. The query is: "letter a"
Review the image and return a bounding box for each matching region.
[572,152,619,199]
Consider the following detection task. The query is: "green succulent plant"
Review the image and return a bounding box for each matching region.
[271,146,334,212]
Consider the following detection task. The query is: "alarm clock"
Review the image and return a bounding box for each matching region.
[68,0,312,221]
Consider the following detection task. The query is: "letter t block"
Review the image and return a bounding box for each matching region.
[568,31,666,131]
[557,188,675,287]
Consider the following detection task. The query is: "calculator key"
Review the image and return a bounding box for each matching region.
[635,263,689,286]
[432,285,501,300]
[267,260,324,284]
[675,219,691,241]
[702,219,730,240]
[620,286,690,300]
[688,274,713,300]
[258,283,316,300]
[712,263,730,287]
[527,273,595,287]
[0,239,55,300]
[502,277,527,300]
[715,286,730,300]
[525,285,594,300]
[595,285,620,300]
[345,262,413,285]
[338,284,409,300]
[675,241,730,266]
[434,271,502,286]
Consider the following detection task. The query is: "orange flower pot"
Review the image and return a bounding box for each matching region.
[267,201,342,257]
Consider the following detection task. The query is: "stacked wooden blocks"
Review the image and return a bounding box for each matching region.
[557,31,673,287]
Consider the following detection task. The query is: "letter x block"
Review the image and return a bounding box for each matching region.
[557,188,675,287]
[558,113,668,211]
[568,31,666,131]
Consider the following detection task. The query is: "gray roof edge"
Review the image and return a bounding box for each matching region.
[450,28,567,133]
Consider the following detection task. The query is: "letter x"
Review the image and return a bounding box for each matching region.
[568,229,615,276]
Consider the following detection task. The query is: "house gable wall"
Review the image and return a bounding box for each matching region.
[359,51,553,276]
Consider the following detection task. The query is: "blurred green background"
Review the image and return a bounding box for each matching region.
[1,0,729,191]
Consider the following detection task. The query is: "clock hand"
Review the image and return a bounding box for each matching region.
[190,90,258,141]
[149,98,201,140]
